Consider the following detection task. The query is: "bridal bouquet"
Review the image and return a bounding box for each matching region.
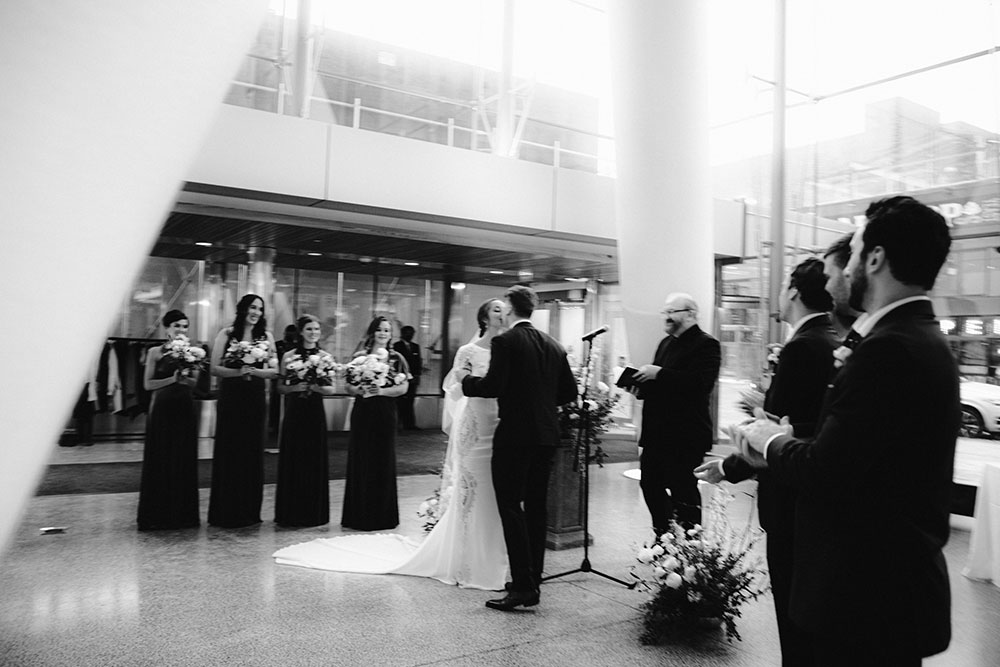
[285,350,339,387]
[631,490,769,644]
[343,348,408,395]
[161,334,207,376]
[223,339,277,378]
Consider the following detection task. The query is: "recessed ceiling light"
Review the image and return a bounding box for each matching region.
[195,242,212,247]
[307,252,322,257]
[404,261,419,266]
[564,277,588,282]
[489,270,504,275]
[358,257,373,263]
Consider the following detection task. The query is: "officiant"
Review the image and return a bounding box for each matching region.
[629,293,720,533]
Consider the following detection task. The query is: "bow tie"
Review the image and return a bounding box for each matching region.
[843,329,863,349]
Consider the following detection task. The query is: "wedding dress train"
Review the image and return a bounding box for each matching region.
[273,343,509,590]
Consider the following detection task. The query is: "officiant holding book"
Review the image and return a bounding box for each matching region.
[629,293,720,532]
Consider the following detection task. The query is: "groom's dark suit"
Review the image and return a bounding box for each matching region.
[764,299,959,662]
[722,313,837,665]
[462,321,578,594]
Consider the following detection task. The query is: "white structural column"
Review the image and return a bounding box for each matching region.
[607,1,714,360]
[248,246,277,312]
[0,1,268,558]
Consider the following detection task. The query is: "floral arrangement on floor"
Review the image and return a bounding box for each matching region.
[223,339,277,378]
[558,350,619,467]
[416,483,451,533]
[630,489,769,644]
[285,349,340,389]
[161,334,207,376]
[343,348,409,395]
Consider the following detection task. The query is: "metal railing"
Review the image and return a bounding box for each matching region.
[229,64,615,176]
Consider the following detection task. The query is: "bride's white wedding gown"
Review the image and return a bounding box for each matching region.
[272,343,509,590]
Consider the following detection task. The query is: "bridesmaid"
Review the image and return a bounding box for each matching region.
[341,316,409,531]
[137,309,201,531]
[208,294,277,528]
[274,315,336,527]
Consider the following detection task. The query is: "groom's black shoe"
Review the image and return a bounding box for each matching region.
[485,589,540,611]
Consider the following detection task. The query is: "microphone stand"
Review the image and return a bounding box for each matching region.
[543,334,635,589]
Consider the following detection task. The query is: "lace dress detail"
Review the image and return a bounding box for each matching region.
[273,342,509,591]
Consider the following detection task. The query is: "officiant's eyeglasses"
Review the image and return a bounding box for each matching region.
[661,308,692,316]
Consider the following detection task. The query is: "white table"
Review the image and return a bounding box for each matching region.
[963,462,1000,587]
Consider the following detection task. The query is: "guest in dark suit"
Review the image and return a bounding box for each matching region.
[696,258,837,666]
[822,233,861,340]
[632,293,720,531]
[393,325,423,429]
[460,285,578,611]
[738,196,958,665]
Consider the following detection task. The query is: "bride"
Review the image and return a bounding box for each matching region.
[273,298,510,590]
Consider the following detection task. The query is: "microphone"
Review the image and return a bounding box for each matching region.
[581,325,609,342]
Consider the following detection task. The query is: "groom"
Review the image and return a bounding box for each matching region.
[461,284,578,611]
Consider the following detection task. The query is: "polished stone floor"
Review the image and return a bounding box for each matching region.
[2,457,1000,666]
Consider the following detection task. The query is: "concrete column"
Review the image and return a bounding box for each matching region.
[494,0,515,157]
[607,0,713,361]
[247,246,276,316]
[291,0,315,119]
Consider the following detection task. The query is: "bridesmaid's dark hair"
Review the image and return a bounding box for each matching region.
[361,315,390,353]
[231,293,267,341]
[162,309,187,328]
[476,298,501,337]
[294,314,322,354]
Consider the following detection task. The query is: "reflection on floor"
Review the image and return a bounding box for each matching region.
[2,459,999,666]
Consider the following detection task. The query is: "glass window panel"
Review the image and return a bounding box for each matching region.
[960,249,986,295]
[114,257,202,341]
[341,273,377,357]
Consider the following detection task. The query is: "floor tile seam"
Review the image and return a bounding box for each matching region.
[543,583,769,657]
[406,617,646,667]
[546,578,648,612]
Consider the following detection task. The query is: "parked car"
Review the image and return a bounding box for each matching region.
[960,378,1000,439]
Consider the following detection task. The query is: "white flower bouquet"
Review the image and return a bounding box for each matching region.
[417,485,451,533]
[223,339,277,379]
[285,350,340,387]
[631,490,769,644]
[161,334,207,376]
[343,348,408,396]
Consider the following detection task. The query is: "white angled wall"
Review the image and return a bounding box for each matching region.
[0,1,269,559]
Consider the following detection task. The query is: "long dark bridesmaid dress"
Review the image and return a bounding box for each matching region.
[208,337,266,528]
[274,383,329,527]
[341,351,403,531]
[137,353,200,530]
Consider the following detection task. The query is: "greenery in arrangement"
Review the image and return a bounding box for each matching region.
[631,490,769,644]
[558,352,619,467]
[417,485,445,533]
